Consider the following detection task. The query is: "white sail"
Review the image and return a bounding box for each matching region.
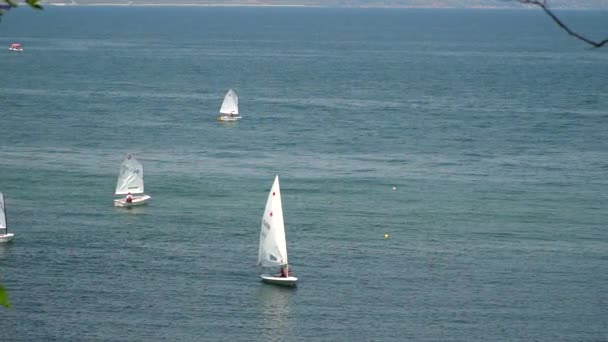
[219,89,239,115]
[115,154,144,195]
[258,175,288,268]
[0,193,6,229]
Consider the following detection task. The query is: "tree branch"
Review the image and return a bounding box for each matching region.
[519,0,608,47]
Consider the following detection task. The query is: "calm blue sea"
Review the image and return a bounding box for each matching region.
[1,6,607,341]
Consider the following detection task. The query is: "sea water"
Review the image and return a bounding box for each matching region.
[0,7,607,341]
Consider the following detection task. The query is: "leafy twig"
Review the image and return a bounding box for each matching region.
[0,0,43,18]
[0,284,11,309]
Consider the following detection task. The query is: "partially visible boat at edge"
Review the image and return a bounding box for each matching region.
[258,175,297,287]
[0,192,14,243]
[217,88,241,122]
[113,154,151,207]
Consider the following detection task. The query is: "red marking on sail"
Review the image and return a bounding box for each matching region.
[269,211,273,217]
[272,192,275,196]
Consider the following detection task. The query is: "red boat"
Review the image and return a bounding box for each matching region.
[8,43,23,52]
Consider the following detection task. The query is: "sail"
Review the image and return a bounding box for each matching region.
[219,89,239,115]
[258,175,288,268]
[115,154,144,195]
[0,193,6,229]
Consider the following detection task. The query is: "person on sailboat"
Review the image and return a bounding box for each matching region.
[280,265,288,277]
[125,192,133,203]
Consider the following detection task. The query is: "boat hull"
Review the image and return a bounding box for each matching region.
[217,115,241,122]
[0,233,14,243]
[260,275,298,287]
[114,195,151,207]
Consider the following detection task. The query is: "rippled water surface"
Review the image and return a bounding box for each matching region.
[0,7,607,341]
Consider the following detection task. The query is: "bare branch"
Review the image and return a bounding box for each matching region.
[519,0,608,47]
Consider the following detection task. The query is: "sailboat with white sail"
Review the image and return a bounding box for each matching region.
[217,88,241,122]
[113,154,151,207]
[258,175,298,286]
[0,193,14,243]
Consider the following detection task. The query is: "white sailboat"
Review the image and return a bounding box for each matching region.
[0,193,14,243]
[113,154,151,207]
[217,89,241,122]
[258,175,298,287]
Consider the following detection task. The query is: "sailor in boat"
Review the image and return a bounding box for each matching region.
[125,192,133,203]
[278,264,289,278]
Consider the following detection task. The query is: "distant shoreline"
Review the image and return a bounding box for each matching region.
[49,3,320,6]
[44,3,601,10]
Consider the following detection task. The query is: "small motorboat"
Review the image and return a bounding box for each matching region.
[8,43,23,52]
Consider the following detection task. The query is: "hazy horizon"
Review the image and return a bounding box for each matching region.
[38,0,608,9]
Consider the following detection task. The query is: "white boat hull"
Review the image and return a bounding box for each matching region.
[0,233,14,243]
[114,195,151,207]
[217,115,241,122]
[260,275,298,287]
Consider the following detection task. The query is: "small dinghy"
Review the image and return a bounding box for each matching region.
[258,175,297,287]
[217,89,241,122]
[0,193,14,243]
[113,154,151,207]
